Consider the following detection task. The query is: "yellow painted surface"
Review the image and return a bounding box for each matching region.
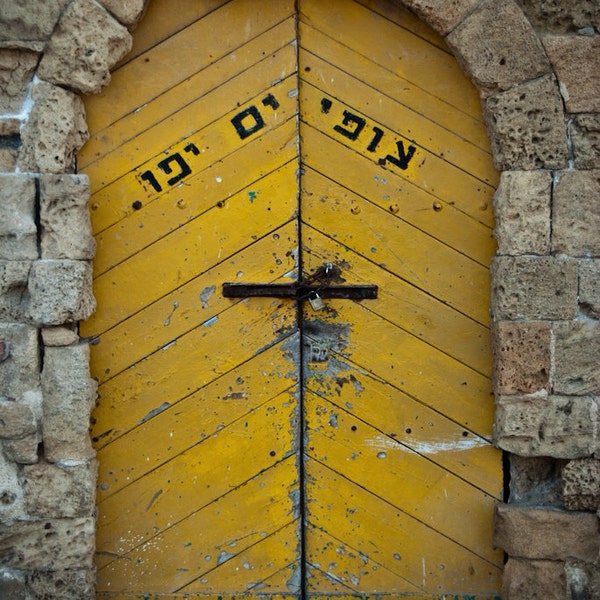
[80,0,501,597]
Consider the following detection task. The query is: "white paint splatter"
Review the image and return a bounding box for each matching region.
[364,433,489,454]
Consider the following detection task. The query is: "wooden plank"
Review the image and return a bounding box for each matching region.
[84,0,295,135]
[305,458,503,594]
[301,170,491,325]
[97,457,300,591]
[301,126,495,264]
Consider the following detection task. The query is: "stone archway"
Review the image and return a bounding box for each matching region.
[0,0,598,598]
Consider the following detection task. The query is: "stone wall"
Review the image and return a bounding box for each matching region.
[0,0,598,598]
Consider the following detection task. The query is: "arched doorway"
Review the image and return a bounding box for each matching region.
[79,0,502,596]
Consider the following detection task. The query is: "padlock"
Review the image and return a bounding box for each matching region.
[308,291,325,311]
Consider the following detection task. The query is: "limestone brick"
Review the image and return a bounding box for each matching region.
[41,326,79,347]
[396,0,480,35]
[39,174,95,260]
[553,320,600,396]
[97,0,150,29]
[571,114,600,170]
[580,260,600,319]
[446,0,550,94]
[41,345,96,463]
[484,74,568,170]
[543,35,600,113]
[0,518,95,570]
[0,149,19,173]
[0,398,36,440]
[27,260,95,326]
[562,459,600,511]
[508,455,563,506]
[493,170,552,256]
[0,0,69,47]
[495,394,595,458]
[2,435,39,466]
[0,261,30,322]
[0,174,37,261]
[494,504,600,561]
[492,321,550,395]
[38,0,132,95]
[501,558,566,600]
[23,460,96,518]
[18,81,88,174]
[491,256,577,320]
[516,0,600,33]
[0,452,25,523]
[27,568,95,600]
[0,49,38,114]
[553,170,600,256]
[0,324,39,400]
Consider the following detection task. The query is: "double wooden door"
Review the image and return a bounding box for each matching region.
[80,0,502,597]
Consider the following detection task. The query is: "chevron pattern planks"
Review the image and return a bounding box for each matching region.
[79,0,502,597]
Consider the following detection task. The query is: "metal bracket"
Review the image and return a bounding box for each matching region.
[222,283,377,300]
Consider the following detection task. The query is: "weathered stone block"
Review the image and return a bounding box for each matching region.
[492,321,550,394]
[580,260,600,319]
[572,114,600,170]
[0,261,30,322]
[27,568,95,600]
[27,260,95,326]
[484,74,568,170]
[494,504,600,561]
[398,0,480,35]
[0,451,25,524]
[0,568,26,600]
[491,256,577,319]
[41,345,96,462]
[553,170,600,256]
[97,0,150,28]
[543,35,600,113]
[508,455,563,506]
[502,558,566,600]
[0,518,95,570]
[24,460,96,518]
[553,320,600,395]
[41,326,79,347]
[0,174,37,261]
[0,0,69,45]
[516,0,600,33]
[39,174,95,260]
[0,398,36,440]
[493,170,552,255]
[38,0,132,95]
[495,394,595,458]
[562,459,600,511]
[0,149,19,173]
[0,324,39,400]
[18,81,88,174]
[447,0,550,93]
[2,435,39,466]
[0,49,38,114]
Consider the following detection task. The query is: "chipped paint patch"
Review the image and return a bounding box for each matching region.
[365,433,489,454]
[199,285,216,309]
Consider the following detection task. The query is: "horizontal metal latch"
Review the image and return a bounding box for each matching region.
[222,282,378,300]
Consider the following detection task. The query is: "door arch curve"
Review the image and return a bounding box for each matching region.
[79,1,502,596]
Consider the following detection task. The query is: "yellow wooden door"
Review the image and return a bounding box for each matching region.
[79,1,502,597]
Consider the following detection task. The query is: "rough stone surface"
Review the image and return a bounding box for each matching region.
[0,452,25,524]
[398,0,480,35]
[41,345,96,463]
[97,0,150,28]
[41,326,79,347]
[0,398,36,440]
[0,261,30,322]
[484,74,568,170]
[492,321,550,395]
[571,114,600,170]
[516,0,600,33]
[39,174,95,260]
[27,568,95,600]
[494,504,600,560]
[565,559,600,600]
[0,518,95,570]
[2,434,39,466]
[0,0,69,46]
[580,259,600,319]
[0,324,39,400]
[0,49,38,114]
[495,394,596,458]
[562,459,600,511]
[501,558,566,600]
[18,81,88,174]
[508,455,564,507]
[491,256,577,320]
[0,149,19,173]
[446,0,550,94]
[27,260,95,326]
[553,170,600,256]
[0,174,37,261]
[38,0,132,95]
[493,170,552,255]
[543,35,600,113]
[0,568,27,600]
[24,460,96,518]
[553,320,600,396]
